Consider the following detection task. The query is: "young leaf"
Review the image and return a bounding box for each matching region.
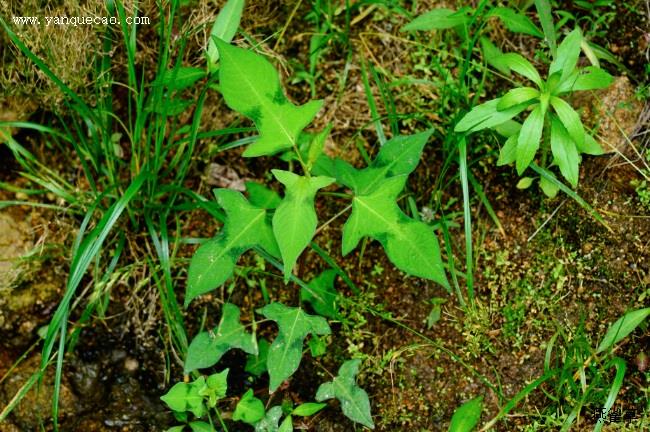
[300,269,341,319]
[550,117,580,187]
[271,170,335,281]
[515,105,544,174]
[488,8,543,38]
[215,39,323,157]
[549,28,583,81]
[293,402,327,417]
[335,131,433,194]
[186,190,278,306]
[233,389,265,425]
[316,359,374,429]
[550,96,584,148]
[184,303,258,373]
[500,53,542,87]
[516,177,534,189]
[198,369,229,407]
[206,0,245,71]
[597,308,650,354]
[401,8,467,32]
[448,397,483,432]
[245,338,270,377]
[161,377,207,418]
[497,134,518,166]
[539,171,559,198]
[497,87,539,110]
[259,303,331,392]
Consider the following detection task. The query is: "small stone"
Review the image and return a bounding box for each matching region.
[124,357,139,372]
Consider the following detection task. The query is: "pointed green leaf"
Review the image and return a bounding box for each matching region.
[259,303,331,392]
[448,397,483,432]
[500,53,542,87]
[245,338,270,377]
[215,39,323,156]
[550,96,584,149]
[234,389,265,425]
[497,133,518,166]
[342,175,406,254]
[184,303,258,373]
[550,117,580,187]
[479,37,510,75]
[166,426,186,432]
[160,67,206,91]
[488,8,543,37]
[342,175,448,288]
[189,422,215,432]
[516,177,534,189]
[556,66,614,93]
[186,190,278,306]
[579,132,604,156]
[515,105,544,174]
[401,8,468,32]
[597,308,650,354]
[385,217,448,288]
[272,170,335,280]
[206,0,245,71]
[549,28,583,80]
[539,172,559,198]
[497,87,539,110]
[455,99,529,133]
[316,359,374,429]
[161,377,207,417]
[494,120,522,138]
[300,269,340,319]
[278,416,293,432]
[254,406,283,432]
[293,402,327,417]
[355,130,433,194]
[199,369,229,407]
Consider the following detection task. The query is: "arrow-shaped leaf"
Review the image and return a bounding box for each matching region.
[316,359,374,429]
[184,303,258,373]
[272,170,334,281]
[161,376,207,418]
[342,175,448,289]
[215,39,323,157]
[259,303,331,392]
[186,189,278,306]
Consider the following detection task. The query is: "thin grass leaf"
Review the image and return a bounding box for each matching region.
[597,308,650,354]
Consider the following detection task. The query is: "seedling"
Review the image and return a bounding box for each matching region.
[455,27,613,196]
